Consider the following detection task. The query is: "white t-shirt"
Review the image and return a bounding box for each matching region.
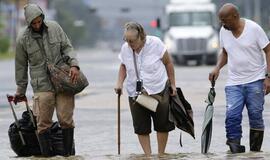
[119,35,168,97]
[220,19,269,86]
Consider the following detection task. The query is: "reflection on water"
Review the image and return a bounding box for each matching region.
[110,152,270,160]
[1,105,270,160]
[112,153,189,160]
[5,152,270,160]
[11,155,85,160]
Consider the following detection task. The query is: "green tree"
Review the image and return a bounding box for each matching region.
[0,15,10,54]
[52,0,101,48]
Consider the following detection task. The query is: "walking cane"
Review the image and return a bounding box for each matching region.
[117,92,121,155]
[7,94,26,146]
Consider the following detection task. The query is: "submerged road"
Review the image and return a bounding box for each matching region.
[1,48,270,159]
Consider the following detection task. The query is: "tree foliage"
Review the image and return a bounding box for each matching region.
[0,15,10,54]
[52,0,101,48]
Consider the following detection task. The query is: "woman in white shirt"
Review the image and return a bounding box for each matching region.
[115,22,177,156]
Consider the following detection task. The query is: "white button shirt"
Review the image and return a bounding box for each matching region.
[119,36,168,97]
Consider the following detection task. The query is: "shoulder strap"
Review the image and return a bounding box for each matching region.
[132,50,140,79]
[35,39,49,65]
[35,38,63,65]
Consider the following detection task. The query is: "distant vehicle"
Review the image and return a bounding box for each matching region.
[163,0,219,65]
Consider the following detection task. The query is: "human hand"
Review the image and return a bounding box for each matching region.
[264,78,270,95]
[209,67,220,83]
[114,84,123,95]
[69,66,80,84]
[169,85,177,96]
[13,93,26,104]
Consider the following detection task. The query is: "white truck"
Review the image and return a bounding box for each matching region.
[163,0,219,65]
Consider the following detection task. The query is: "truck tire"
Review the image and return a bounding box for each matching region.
[172,56,186,65]
[196,59,203,66]
[206,54,217,65]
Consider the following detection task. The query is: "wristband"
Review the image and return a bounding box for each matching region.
[265,73,270,78]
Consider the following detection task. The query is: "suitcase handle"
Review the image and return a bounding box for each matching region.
[6,94,26,146]
[7,94,27,104]
[6,94,39,146]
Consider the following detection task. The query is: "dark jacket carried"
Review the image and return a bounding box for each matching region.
[169,87,195,139]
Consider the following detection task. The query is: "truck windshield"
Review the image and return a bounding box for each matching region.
[169,12,212,26]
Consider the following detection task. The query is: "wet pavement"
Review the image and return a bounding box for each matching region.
[1,48,270,159]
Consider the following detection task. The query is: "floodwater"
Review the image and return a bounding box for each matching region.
[1,48,270,160]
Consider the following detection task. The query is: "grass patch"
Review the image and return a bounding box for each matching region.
[0,52,15,60]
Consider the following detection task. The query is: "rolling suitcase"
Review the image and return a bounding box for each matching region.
[7,95,75,157]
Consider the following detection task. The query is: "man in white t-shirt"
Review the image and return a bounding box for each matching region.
[209,3,270,153]
[115,22,176,156]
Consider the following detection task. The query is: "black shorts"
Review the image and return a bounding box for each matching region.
[128,85,175,135]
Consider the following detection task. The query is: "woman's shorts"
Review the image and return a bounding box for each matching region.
[128,84,175,135]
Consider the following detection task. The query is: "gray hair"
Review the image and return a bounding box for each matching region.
[124,21,146,41]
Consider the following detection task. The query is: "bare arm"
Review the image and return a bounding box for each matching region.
[209,48,228,82]
[162,50,176,96]
[115,63,127,94]
[263,43,270,95]
[216,48,228,70]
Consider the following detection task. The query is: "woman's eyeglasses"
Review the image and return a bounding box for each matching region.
[123,37,140,45]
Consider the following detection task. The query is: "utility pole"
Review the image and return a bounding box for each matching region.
[243,0,252,20]
[0,0,2,14]
[254,0,261,25]
[11,0,20,52]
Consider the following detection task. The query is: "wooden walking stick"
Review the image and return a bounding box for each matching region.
[117,92,121,155]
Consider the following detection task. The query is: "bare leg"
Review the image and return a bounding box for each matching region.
[157,132,168,155]
[138,134,151,156]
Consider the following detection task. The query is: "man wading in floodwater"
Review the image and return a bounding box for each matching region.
[209,3,270,153]
[15,3,79,157]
